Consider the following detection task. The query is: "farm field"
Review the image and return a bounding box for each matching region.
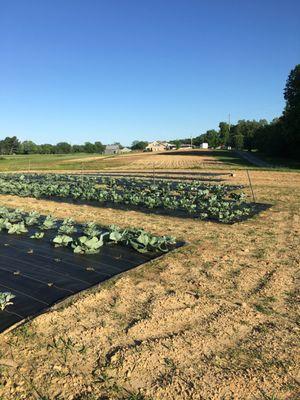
[0,169,299,399]
[0,173,257,223]
[0,207,178,333]
[99,150,251,171]
[0,153,110,172]
[0,149,255,173]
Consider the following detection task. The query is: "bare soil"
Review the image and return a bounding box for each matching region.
[0,170,299,400]
[59,150,237,171]
[107,151,224,170]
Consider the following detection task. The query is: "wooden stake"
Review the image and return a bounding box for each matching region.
[246,169,255,202]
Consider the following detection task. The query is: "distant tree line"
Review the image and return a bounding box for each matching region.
[1,65,299,159]
[180,118,270,151]
[0,139,105,155]
[172,64,300,159]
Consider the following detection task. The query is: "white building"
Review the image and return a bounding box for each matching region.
[200,142,209,149]
[145,141,175,152]
[104,144,121,154]
[120,147,131,153]
[180,144,194,149]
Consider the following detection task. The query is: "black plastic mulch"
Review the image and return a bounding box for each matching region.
[0,230,180,333]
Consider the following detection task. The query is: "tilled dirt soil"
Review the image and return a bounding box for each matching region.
[0,170,299,400]
[59,150,238,171]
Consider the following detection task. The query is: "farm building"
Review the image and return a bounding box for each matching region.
[180,143,194,149]
[145,141,176,152]
[200,142,209,149]
[104,144,121,154]
[120,147,131,153]
[166,143,177,150]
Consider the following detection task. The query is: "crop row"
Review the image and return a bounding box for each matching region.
[0,174,253,222]
[0,206,177,311]
[0,173,243,193]
[0,206,176,255]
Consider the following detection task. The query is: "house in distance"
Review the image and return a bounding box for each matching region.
[104,144,121,155]
[120,147,131,153]
[145,141,176,152]
[179,143,194,149]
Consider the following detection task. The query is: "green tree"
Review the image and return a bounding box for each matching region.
[55,142,72,153]
[39,144,55,154]
[21,141,38,154]
[203,130,220,148]
[72,145,84,152]
[219,122,230,146]
[282,64,300,158]
[284,64,300,113]
[0,136,21,154]
[83,142,95,153]
[131,140,148,150]
[94,141,105,153]
[255,64,300,158]
[234,134,244,150]
[172,140,181,149]
[193,134,205,147]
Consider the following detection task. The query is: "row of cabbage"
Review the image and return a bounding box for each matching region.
[0,173,243,192]
[0,206,176,254]
[0,206,177,311]
[0,174,254,222]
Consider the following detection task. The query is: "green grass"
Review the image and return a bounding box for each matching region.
[0,150,298,172]
[215,150,300,172]
[0,153,111,172]
[211,150,253,167]
[254,152,300,170]
[213,150,300,171]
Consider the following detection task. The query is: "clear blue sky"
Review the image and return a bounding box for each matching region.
[0,0,299,146]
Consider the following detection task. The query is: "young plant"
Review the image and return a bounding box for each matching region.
[129,231,176,253]
[24,211,40,226]
[0,292,15,311]
[72,235,104,254]
[53,235,73,248]
[30,231,45,239]
[58,218,77,235]
[6,221,28,235]
[40,215,57,230]
[83,222,101,237]
[0,218,8,231]
[108,225,127,243]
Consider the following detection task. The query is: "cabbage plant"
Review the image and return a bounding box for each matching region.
[30,231,45,239]
[6,222,28,235]
[40,215,57,230]
[53,234,73,247]
[72,235,104,254]
[0,292,15,311]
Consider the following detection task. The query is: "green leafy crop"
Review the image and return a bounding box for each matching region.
[0,173,254,223]
[30,231,45,239]
[53,234,73,247]
[72,235,104,254]
[0,292,15,311]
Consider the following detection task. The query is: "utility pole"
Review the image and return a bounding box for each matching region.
[190,135,193,148]
[228,113,231,132]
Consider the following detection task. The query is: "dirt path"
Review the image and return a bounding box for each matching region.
[235,150,274,168]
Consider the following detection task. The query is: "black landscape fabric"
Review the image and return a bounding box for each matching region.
[0,230,177,333]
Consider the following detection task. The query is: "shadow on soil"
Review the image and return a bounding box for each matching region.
[83,171,229,182]
[39,196,272,225]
